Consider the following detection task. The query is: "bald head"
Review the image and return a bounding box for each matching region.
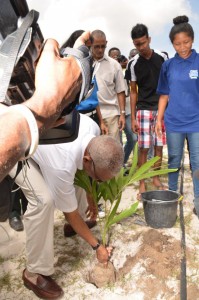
[90,30,106,43]
[88,135,124,178]
[90,30,107,60]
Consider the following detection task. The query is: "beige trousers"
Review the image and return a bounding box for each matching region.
[103,115,120,143]
[9,159,87,275]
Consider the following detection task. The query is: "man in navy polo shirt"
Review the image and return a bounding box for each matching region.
[125,23,167,199]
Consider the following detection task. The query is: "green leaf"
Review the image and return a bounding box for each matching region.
[108,202,139,226]
[128,143,138,176]
[128,168,177,184]
[100,182,115,203]
[115,168,125,191]
[74,170,92,193]
[132,156,161,178]
[106,193,122,226]
[108,177,118,198]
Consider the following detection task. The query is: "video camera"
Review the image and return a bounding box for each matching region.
[0,0,81,144]
[0,0,43,106]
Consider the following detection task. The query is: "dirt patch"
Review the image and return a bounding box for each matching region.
[88,261,116,287]
[118,229,181,279]
[115,229,181,299]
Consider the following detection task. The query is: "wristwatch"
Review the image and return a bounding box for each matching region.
[120,110,126,115]
[92,242,101,250]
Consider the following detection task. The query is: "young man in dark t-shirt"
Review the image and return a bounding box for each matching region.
[125,23,167,198]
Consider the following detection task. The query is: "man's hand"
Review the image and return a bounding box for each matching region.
[96,245,113,264]
[26,39,81,129]
[100,121,109,135]
[74,31,91,48]
[132,119,139,134]
[26,32,91,131]
[118,114,125,131]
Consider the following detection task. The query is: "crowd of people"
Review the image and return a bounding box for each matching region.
[0,13,199,300]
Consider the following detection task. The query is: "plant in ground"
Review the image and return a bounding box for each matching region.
[74,143,177,287]
[75,143,176,246]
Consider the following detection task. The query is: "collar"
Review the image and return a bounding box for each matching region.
[139,49,154,61]
[174,49,197,63]
[92,53,109,63]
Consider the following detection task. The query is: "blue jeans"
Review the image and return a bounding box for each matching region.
[167,132,199,215]
[123,114,137,164]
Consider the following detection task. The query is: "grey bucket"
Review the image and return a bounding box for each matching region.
[141,190,180,229]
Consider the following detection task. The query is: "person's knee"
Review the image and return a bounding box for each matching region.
[30,193,54,215]
[168,153,182,168]
[42,194,54,211]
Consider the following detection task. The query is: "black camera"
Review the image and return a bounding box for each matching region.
[0,0,81,144]
[0,0,43,106]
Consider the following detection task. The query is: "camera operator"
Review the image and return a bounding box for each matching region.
[0,32,90,182]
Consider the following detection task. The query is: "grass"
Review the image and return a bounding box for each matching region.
[0,272,12,292]
[0,255,6,264]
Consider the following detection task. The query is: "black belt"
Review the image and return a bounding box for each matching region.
[79,109,97,117]
[80,109,97,115]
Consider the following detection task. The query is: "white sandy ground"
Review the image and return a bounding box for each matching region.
[0,148,199,300]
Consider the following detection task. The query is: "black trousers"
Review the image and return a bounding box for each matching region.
[10,183,28,216]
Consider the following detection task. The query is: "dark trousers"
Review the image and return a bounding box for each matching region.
[10,183,28,217]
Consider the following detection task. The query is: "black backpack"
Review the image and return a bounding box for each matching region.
[0,162,22,222]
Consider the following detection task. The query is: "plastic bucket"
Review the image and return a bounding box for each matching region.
[141,190,180,229]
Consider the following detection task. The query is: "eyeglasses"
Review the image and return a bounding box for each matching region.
[93,45,107,50]
[88,150,103,182]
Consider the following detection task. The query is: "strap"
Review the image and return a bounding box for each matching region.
[0,10,39,103]
[11,161,23,184]
[61,45,92,103]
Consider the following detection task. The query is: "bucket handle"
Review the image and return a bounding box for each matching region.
[142,195,183,204]
[142,199,178,204]
[178,195,183,202]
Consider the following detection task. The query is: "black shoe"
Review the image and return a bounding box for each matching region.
[64,220,97,237]
[9,213,24,231]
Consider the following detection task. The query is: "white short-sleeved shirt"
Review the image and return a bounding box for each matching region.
[33,114,100,212]
[94,55,126,118]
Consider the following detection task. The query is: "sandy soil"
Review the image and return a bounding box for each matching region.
[0,149,199,300]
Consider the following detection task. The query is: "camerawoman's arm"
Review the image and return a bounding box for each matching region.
[0,39,82,182]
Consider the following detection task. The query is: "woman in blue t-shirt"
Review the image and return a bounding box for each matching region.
[155,15,199,217]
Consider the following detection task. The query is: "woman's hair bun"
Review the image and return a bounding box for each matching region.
[173,15,189,25]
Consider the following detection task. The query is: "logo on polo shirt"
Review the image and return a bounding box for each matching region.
[189,70,198,79]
